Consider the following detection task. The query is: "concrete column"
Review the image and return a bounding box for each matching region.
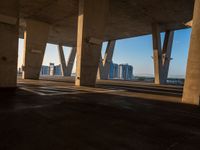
[162,30,174,83]
[22,19,50,80]
[152,24,174,84]
[75,0,109,86]
[152,24,163,84]
[66,47,76,76]
[0,1,19,88]
[58,44,68,76]
[182,0,200,105]
[97,55,104,80]
[98,40,116,80]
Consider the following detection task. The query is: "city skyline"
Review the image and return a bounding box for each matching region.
[40,61,134,81]
[18,28,191,78]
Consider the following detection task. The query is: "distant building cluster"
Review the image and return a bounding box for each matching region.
[40,63,62,76]
[40,62,134,81]
[109,62,134,80]
[18,62,185,85]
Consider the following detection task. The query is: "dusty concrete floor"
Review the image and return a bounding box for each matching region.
[0,79,200,150]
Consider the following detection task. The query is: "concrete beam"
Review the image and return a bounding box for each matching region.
[98,40,116,80]
[22,19,50,80]
[182,0,200,105]
[58,44,68,76]
[0,1,19,88]
[66,47,76,76]
[75,0,109,86]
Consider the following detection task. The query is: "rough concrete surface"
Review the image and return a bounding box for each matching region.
[0,79,200,150]
[1,0,194,46]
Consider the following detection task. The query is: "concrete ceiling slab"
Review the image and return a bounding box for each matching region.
[17,0,195,46]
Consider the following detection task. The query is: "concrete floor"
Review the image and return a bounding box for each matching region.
[0,78,200,150]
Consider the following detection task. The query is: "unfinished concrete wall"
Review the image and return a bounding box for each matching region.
[0,1,19,88]
[22,19,50,80]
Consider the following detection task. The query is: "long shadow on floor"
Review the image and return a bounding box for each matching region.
[0,89,200,150]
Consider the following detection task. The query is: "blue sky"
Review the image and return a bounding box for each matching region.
[18,28,191,77]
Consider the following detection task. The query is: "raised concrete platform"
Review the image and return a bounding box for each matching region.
[0,78,200,150]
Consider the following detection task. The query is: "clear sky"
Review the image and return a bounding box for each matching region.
[18,28,191,78]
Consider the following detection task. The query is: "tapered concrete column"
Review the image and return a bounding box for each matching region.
[152,24,174,84]
[182,0,200,105]
[58,44,68,76]
[66,47,76,76]
[75,0,109,86]
[58,45,76,77]
[162,30,174,83]
[22,20,50,80]
[0,1,19,88]
[98,40,116,80]
[152,24,163,84]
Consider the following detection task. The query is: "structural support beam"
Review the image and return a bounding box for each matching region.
[58,44,68,76]
[152,24,174,84]
[182,0,200,105]
[75,0,109,86]
[162,30,174,82]
[22,19,50,80]
[58,45,76,77]
[0,1,19,88]
[98,40,116,80]
[152,24,163,84]
[66,47,76,76]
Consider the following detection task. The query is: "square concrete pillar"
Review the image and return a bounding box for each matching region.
[182,0,200,105]
[75,0,109,86]
[0,1,19,88]
[22,19,50,80]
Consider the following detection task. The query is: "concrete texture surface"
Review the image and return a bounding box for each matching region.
[58,44,68,76]
[8,0,194,46]
[22,19,50,80]
[0,0,19,88]
[182,0,200,105]
[0,79,200,150]
[66,47,76,76]
[75,0,109,86]
[98,40,116,80]
[152,24,174,85]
